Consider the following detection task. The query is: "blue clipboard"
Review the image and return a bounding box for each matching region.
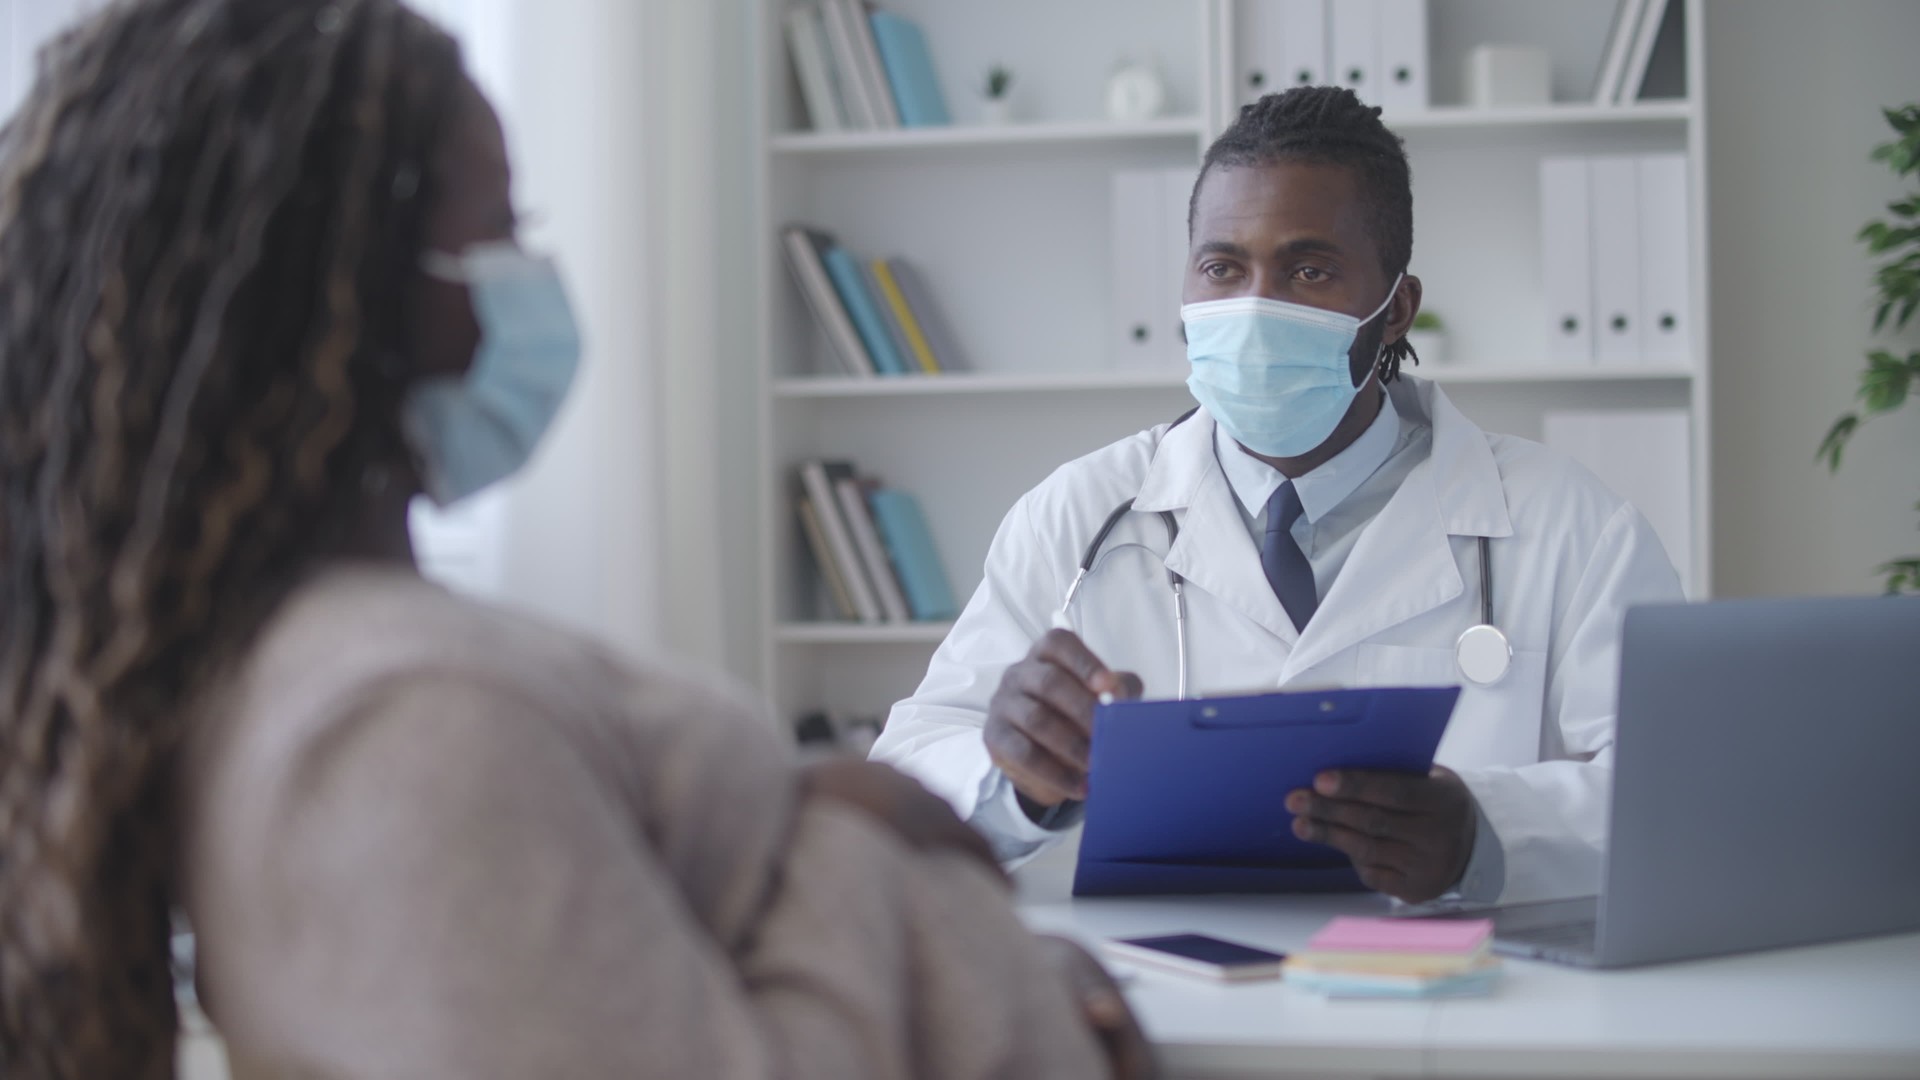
[1073,685,1460,897]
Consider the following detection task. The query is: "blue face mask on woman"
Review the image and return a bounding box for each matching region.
[1182,273,1402,459]
[404,241,583,506]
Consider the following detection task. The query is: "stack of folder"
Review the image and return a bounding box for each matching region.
[1284,916,1501,999]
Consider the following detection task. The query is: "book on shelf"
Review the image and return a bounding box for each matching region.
[796,493,858,619]
[786,3,949,132]
[819,0,899,130]
[1617,0,1672,105]
[883,257,965,372]
[835,475,913,622]
[1592,0,1648,105]
[784,228,961,378]
[867,488,957,621]
[781,226,876,376]
[816,0,882,129]
[794,459,957,624]
[798,460,883,622]
[860,259,927,374]
[868,9,950,127]
[868,258,940,373]
[822,244,911,374]
[782,5,846,132]
[1629,0,1687,102]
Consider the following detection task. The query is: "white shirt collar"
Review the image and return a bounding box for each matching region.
[1215,387,1402,525]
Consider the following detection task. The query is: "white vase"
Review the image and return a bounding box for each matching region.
[980,96,1014,126]
[1405,329,1448,367]
[1105,61,1167,123]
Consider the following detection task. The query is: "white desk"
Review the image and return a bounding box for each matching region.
[1015,837,1920,1079]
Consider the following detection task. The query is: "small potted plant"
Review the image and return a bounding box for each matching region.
[981,64,1014,125]
[1405,309,1448,367]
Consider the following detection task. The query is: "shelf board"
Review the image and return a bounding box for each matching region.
[765,105,1689,158]
[775,370,1192,396]
[1388,101,1696,131]
[774,365,1694,398]
[776,621,955,645]
[769,117,1206,156]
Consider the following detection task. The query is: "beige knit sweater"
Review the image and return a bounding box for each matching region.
[177,565,1107,1079]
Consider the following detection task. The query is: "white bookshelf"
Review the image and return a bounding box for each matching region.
[751,0,1712,731]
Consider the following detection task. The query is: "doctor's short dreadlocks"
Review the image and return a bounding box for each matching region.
[1191,86,1419,380]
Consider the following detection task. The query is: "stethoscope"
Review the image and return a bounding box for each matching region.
[1051,462,1512,700]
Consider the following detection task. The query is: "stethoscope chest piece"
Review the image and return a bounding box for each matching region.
[1455,623,1512,686]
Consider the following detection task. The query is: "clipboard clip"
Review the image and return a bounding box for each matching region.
[1187,698,1364,730]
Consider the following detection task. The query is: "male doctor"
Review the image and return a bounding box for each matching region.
[869,87,1682,905]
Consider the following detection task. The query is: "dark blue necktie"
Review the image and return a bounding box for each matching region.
[1262,482,1317,633]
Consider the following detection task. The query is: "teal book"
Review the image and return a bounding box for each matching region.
[822,245,909,375]
[868,488,957,621]
[868,10,951,128]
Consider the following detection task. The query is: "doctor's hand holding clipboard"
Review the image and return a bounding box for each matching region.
[984,627,1477,905]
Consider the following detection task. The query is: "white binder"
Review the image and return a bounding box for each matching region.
[1235,0,1276,106]
[1110,169,1167,368]
[1587,155,1643,366]
[1236,0,1328,106]
[783,6,845,133]
[1329,0,1380,105]
[1540,156,1594,366]
[1376,0,1429,114]
[1542,409,1694,594]
[1160,166,1200,361]
[1636,153,1691,368]
[1278,0,1330,96]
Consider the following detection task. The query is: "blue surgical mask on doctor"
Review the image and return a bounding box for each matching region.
[404,241,583,506]
[1183,273,1402,459]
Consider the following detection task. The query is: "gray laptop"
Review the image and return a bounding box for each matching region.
[1470,596,1920,968]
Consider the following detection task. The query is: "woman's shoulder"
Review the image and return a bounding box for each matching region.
[178,561,792,933]
[200,563,771,766]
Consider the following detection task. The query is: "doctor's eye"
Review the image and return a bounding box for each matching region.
[1200,261,1240,282]
[1292,265,1332,284]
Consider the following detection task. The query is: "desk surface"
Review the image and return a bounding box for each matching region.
[1014,837,1920,1079]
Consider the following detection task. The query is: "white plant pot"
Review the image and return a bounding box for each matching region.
[1405,329,1448,367]
[980,96,1014,125]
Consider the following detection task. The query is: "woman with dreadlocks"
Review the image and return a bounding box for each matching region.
[0,2,1148,1078]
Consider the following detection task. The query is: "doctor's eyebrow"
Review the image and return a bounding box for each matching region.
[1193,238,1343,261]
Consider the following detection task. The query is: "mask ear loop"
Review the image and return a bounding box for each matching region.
[1366,272,1407,382]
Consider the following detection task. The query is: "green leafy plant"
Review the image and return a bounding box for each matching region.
[985,64,1013,100]
[1818,104,1920,594]
[1411,310,1444,332]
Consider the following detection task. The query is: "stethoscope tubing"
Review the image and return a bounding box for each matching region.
[1056,503,1509,697]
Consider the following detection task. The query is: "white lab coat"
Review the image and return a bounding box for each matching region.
[870,376,1683,904]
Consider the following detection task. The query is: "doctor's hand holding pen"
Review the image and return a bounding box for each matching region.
[985,629,1145,812]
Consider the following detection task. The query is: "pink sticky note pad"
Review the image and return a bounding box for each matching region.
[1307,916,1493,954]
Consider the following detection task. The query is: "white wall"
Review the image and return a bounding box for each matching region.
[1706,0,1920,597]
[410,0,667,661]
[644,0,764,683]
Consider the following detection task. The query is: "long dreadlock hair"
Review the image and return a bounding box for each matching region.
[1193,86,1420,380]
[0,1,465,1075]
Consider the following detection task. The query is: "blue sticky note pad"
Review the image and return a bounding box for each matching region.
[1074,686,1460,897]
